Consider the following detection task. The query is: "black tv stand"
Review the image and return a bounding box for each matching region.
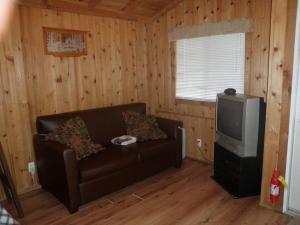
[213,142,263,197]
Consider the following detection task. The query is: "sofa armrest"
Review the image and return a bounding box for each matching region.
[156,117,183,168]
[33,135,80,213]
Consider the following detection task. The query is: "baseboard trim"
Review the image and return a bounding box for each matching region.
[0,185,42,203]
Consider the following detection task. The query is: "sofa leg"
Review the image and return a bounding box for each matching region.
[68,206,79,214]
[174,161,182,168]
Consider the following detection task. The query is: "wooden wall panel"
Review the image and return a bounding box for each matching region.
[0,9,37,196]
[260,0,297,210]
[0,6,148,198]
[20,7,148,115]
[0,0,296,212]
[157,111,215,161]
[146,0,272,162]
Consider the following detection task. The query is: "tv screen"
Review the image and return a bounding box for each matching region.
[217,98,243,141]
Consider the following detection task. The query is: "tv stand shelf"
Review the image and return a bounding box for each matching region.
[213,142,263,197]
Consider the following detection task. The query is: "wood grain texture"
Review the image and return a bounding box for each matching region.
[0,6,148,199]
[5,159,291,225]
[0,0,296,213]
[0,8,37,198]
[146,0,272,163]
[260,0,297,210]
[17,0,184,23]
[87,0,103,8]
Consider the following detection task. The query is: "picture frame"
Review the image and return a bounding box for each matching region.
[43,27,88,57]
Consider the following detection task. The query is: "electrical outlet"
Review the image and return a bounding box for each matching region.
[196,138,202,149]
[28,162,36,174]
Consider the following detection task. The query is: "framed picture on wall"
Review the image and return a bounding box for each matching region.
[43,27,88,57]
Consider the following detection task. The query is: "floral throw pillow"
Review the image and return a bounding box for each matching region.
[122,111,167,142]
[45,116,105,160]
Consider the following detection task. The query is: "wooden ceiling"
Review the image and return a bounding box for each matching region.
[17,0,183,23]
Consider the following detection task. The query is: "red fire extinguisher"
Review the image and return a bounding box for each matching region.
[270,170,280,203]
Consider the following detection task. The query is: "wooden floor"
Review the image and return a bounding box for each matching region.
[6,159,291,225]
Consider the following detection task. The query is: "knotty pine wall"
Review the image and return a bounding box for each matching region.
[261,0,297,210]
[0,6,148,197]
[0,0,296,211]
[147,0,298,210]
[146,0,272,162]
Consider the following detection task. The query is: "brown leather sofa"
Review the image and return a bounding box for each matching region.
[33,103,183,213]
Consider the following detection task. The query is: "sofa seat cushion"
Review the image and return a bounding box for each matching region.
[126,139,176,161]
[79,147,138,182]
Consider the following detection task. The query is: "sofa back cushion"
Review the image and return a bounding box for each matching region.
[122,111,167,142]
[45,116,105,160]
[36,103,146,145]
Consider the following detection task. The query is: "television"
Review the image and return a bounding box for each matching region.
[215,93,265,157]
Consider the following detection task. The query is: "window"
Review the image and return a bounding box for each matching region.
[176,33,245,101]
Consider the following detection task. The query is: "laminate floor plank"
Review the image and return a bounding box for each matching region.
[5,159,291,225]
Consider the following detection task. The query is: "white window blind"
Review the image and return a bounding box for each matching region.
[176,33,245,101]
